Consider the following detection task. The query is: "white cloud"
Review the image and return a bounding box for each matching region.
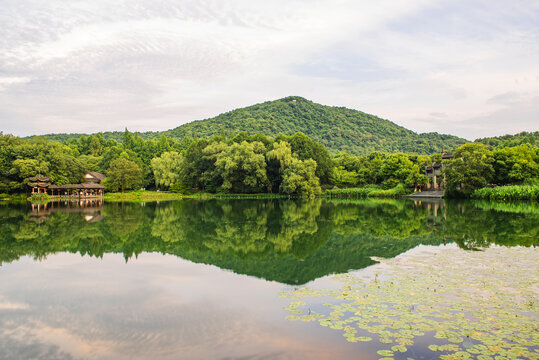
[0,0,537,139]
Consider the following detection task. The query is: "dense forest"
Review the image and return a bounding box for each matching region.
[2,127,537,197]
[475,131,538,149]
[34,97,467,155]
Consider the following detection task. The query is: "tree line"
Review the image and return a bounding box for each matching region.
[1,129,537,196]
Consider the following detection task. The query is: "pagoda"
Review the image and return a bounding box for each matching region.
[27,172,51,194]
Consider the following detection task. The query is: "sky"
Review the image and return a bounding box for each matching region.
[1,0,538,140]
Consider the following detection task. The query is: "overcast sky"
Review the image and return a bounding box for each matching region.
[1,0,538,140]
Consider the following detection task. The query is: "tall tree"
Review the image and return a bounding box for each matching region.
[266,141,296,192]
[280,159,321,197]
[444,143,494,193]
[287,132,334,184]
[105,157,142,192]
[215,141,269,193]
[151,151,184,189]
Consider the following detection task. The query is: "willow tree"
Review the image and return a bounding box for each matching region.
[151,151,184,189]
[280,159,321,197]
[215,141,269,193]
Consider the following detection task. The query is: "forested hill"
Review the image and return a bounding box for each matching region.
[475,131,538,149]
[34,96,467,155]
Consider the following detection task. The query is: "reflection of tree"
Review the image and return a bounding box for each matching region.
[327,199,430,238]
[440,200,539,248]
[104,204,143,238]
[151,199,325,257]
[0,199,537,284]
[267,200,321,253]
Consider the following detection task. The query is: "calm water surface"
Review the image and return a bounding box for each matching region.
[0,199,537,359]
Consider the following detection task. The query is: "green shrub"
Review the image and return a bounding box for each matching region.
[324,183,410,198]
[471,185,539,201]
[170,182,192,195]
[29,193,50,202]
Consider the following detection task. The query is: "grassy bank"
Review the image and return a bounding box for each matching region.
[323,184,410,198]
[103,190,290,202]
[104,190,187,202]
[0,193,27,201]
[471,185,539,201]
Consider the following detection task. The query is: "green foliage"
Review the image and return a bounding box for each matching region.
[471,185,539,201]
[28,193,50,202]
[160,97,467,155]
[215,141,270,193]
[170,182,192,195]
[0,133,84,192]
[325,184,409,198]
[331,166,359,187]
[266,141,296,192]
[475,131,538,149]
[3,125,537,197]
[34,97,468,155]
[151,151,184,189]
[284,132,334,183]
[444,143,495,194]
[491,144,538,184]
[280,159,322,197]
[104,157,143,192]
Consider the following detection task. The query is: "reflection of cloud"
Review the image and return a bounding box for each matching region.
[0,300,30,310]
[0,253,358,359]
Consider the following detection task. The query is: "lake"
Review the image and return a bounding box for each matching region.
[0,198,537,360]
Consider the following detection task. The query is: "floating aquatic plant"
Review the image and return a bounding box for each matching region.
[281,246,539,359]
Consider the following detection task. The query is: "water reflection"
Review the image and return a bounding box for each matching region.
[0,199,537,284]
[28,199,104,223]
[0,199,537,360]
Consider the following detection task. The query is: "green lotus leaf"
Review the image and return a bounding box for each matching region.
[391,345,407,353]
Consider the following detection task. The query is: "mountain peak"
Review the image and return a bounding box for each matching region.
[162,97,466,154]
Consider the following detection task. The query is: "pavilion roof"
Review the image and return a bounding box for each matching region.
[27,182,51,188]
[56,183,106,189]
[28,175,50,182]
[85,172,105,181]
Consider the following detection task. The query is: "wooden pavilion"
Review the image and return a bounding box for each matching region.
[27,174,52,194]
[27,172,106,198]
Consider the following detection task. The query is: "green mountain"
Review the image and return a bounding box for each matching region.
[35,96,467,155]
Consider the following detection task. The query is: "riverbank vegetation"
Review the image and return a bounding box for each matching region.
[324,184,409,198]
[443,143,538,198]
[1,128,537,199]
[471,184,539,201]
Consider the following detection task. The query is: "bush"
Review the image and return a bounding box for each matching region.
[471,185,539,201]
[29,193,50,202]
[170,182,192,195]
[324,183,410,198]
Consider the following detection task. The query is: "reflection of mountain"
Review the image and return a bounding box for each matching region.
[0,199,537,284]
